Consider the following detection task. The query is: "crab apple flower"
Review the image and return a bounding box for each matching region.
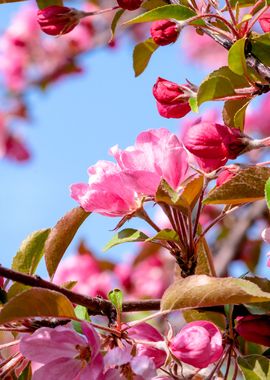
[20,323,104,380]
[117,0,143,10]
[235,315,270,346]
[70,161,139,217]
[169,321,223,368]
[183,121,251,172]
[259,12,270,32]
[110,128,188,195]
[128,322,166,368]
[153,78,191,118]
[37,6,83,36]
[150,20,180,46]
[104,344,156,379]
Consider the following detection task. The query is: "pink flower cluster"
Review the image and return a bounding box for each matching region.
[71,128,188,216]
[19,320,223,379]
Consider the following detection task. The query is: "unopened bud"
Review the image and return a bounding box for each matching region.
[259,13,270,32]
[236,315,270,346]
[117,0,143,11]
[150,20,180,46]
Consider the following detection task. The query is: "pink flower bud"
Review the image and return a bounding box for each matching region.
[183,121,250,171]
[117,0,143,11]
[216,165,239,187]
[169,321,223,368]
[235,315,270,346]
[37,6,82,36]
[153,77,191,119]
[0,277,4,288]
[150,20,180,46]
[259,13,270,32]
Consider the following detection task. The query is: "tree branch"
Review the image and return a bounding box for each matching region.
[0,266,160,316]
[214,201,267,276]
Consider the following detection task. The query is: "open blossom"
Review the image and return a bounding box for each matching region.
[20,323,104,380]
[71,129,188,216]
[37,6,82,36]
[128,322,166,368]
[150,20,180,46]
[153,78,191,119]
[235,315,270,346]
[183,121,251,172]
[169,321,223,368]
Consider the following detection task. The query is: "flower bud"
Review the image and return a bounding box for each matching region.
[0,276,4,288]
[235,315,270,346]
[169,321,223,368]
[183,121,251,171]
[153,77,191,119]
[216,165,239,187]
[259,13,270,32]
[117,0,143,11]
[150,20,180,46]
[37,6,82,36]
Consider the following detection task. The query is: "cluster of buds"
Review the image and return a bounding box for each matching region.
[153,77,192,118]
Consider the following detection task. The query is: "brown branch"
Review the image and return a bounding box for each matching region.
[213,200,267,276]
[0,266,160,316]
[201,29,270,82]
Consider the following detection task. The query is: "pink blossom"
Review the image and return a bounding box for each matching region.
[104,344,156,379]
[259,12,270,32]
[70,161,139,217]
[183,121,250,171]
[128,322,166,368]
[20,323,104,380]
[110,128,189,193]
[169,321,223,368]
[150,20,180,46]
[37,6,81,36]
[216,165,240,187]
[53,253,114,297]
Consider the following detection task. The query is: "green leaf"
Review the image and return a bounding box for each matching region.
[265,177,270,209]
[0,288,76,324]
[183,309,226,330]
[238,355,270,380]
[244,276,270,314]
[146,229,180,243]
[110,9,125,42]
[133,38,159,77]
[251,33,270,67]
[223,98,250,131]
[197,75,235,106]
[142,0,168,10]
[12,229,51,275]
[7,283,30,300]
[180,174,204,210]
[161,275,270,312]
[195,237,215,276]
[189,97,198,113]
[44,207,90,279]
[204,167,270,205]
[155,179,190,213]
[75,305,90,321]
[36,0,63,9]
[108,289,123,312]
[103,228,149,252]
[125,5,198,25]
[228,38,247,75]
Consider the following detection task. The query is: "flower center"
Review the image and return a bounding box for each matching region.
[75,344,92,363]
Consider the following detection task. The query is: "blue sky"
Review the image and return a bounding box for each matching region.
[0,2,268,279]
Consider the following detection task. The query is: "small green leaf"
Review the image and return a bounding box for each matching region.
[161,275,270,312]
[12,229,51,275]
[133,38,159,77]
[75,305,90,321]
[155,179,189,213]
[103,229,149,252]
[204,167,270,205]
[197,75,235,106]
[265,177,270,209]
[44,207,90,279]
[188,97,198,113]
[228,38,247,75]
[110,9,125,42]
[0,288,76,324]
[36,0,63,9]
[125,5,198,25]
[7,283,30,300]
[146,229,180,243]
[108,289,123,312]
[238,355,270,380]
[223,98,250,130]
[195,237,215,276]
[142,0,168,10]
